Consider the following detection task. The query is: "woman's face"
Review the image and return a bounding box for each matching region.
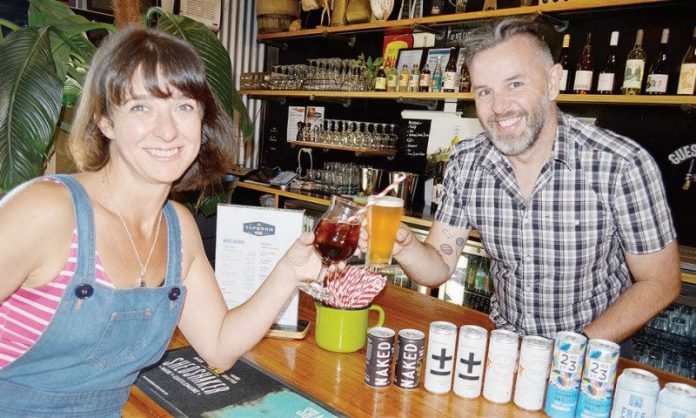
[98,70,203,186]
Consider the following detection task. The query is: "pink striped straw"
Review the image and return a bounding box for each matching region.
[348,174,407,222]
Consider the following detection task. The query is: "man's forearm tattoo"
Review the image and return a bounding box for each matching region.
[439,244,454,256]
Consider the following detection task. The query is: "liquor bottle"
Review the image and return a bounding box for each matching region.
[558,34,571,93]
[430,161,446,212]
[408,64,420,93]
[443,48,459,92]
[573,33,593,94]
[622,29,646,95]
[398,64,410,92]
[374,65,387,92]
[646,28,670,95]
[596,31,619,94]
[386,62,398,92]
[459,63,471,93]
[419,62,431,92]
[677,26,696,95]
[431,57,443,93]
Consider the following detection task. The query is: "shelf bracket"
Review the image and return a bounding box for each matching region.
[537,12,569,33]
[309,95,352,108]
[322,31,356,47]
[397,97,438,111]
[262,40,289,50]
[411,24,446,41]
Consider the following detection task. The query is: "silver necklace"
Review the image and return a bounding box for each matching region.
[101,173,163,287]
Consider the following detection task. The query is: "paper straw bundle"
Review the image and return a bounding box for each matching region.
[323,266,387,308]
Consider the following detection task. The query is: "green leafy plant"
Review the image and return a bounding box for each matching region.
[356,53,383,91]
[0,0,252,207]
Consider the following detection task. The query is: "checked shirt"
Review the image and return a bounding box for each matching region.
[436,112,676,338]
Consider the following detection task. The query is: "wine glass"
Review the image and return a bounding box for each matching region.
[313,196,362,268]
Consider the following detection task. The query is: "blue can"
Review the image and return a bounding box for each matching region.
[655,382,696,418]
[609,368,660,418]
[576,339,620,418]
[545,331,589,418]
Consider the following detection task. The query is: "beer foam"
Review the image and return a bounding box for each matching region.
[370,196,403,207]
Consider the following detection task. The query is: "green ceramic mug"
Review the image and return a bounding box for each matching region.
[314,302,385,353]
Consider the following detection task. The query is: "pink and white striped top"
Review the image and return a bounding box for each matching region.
[0,230,114,369]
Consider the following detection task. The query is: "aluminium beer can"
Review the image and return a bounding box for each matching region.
[576,339,621,418]
[482,329,520,404]
[394,328,425,389]
[424,321,458,394]
[514,335,553,411]
[452,325,488,399]
[609,368,660,418]
[365,327,395,387]
[545,331,588,418]
[655,382,696,418]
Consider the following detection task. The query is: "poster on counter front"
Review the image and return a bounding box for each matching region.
[215,204,304,326]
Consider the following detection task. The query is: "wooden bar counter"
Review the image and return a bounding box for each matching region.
[125,284,696,417]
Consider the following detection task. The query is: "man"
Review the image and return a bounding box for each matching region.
[370,16,681,348]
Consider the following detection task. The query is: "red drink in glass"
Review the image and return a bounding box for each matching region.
[313,218,360,263]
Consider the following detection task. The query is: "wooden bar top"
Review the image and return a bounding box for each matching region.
[125,284,696,417]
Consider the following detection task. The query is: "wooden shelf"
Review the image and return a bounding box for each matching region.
[290,141,397,157]
[241,89,696,106]
[257,0,671,41]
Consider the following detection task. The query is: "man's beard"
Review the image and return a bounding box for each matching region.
[481,95,549,156]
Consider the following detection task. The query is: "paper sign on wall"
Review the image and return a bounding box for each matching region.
[215,204,304,326]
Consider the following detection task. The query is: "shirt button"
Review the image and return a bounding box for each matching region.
[168,287,181,301]
[74,283,94,299]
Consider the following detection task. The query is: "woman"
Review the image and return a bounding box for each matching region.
[0,26,322,416]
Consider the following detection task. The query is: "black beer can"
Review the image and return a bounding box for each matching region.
[365,327,396,387]
[394,328,425,389]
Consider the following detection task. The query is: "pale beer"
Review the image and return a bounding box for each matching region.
[367,196,404,267]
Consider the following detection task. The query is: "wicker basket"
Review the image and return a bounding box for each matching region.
[257,0,299,33]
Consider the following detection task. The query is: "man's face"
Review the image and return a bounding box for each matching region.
[469,35,556,156]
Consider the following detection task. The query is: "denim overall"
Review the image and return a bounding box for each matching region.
[0,175,186,417]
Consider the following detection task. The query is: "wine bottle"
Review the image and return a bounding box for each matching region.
[432,57,443,93]
[398,64,410,92]
[386,62,398,92]
[558,34,571,93]
[409,64,420,93]
[622,29,646,95]
[419,62,431,92]
[573,33,594,94]
[443,48,459,92]
[596,31,619,94]
[459,63,471,93]
[374,65,387,92]
[646,28,670,95]
[677,26,696,95]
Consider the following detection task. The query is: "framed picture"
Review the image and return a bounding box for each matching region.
[395,48,425,72]
[424,47,451,70]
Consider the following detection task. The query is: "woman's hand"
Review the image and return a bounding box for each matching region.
[281,232,323,283]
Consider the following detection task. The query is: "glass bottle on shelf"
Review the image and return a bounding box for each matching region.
[596,31,619,94]
[573,33,593,94]
[430,0,443,15]
[646,28,670,95]
[408,64,420,93]
[386,60,398,92]
[374,65,387,92]
[465,255,480,292]
[419,62,431,92]
[432,57,443,93]
[558,34,571,93]
[443,47,459,92]
[677,26,696,95]
[459,63,471,93]
[398,64,410,92]
[622,29,646,95]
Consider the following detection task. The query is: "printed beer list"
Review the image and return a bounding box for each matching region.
[136,346,343,418]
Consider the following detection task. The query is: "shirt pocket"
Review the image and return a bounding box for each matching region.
[87,309,153,369]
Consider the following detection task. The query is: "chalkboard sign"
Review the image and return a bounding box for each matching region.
[402,119,430,158]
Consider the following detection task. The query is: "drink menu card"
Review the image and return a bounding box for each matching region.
[215,204,304,326]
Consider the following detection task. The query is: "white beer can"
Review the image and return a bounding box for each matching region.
[610,368,660,418]
[482,329,520,403]
[655,382,696,418]
[424,321,458,394]
[514,335,553,411]
[453,325,489,398]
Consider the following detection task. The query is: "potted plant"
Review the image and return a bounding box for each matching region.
[0,0,252,214]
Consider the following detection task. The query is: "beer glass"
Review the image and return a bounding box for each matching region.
[313,196,362,265]
[366,195,404,268]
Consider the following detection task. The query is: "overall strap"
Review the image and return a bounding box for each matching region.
[52,175,97,282]
[162,201,182,285]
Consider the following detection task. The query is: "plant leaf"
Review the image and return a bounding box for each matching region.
[0,27,62,191]
[148,8,254,141]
